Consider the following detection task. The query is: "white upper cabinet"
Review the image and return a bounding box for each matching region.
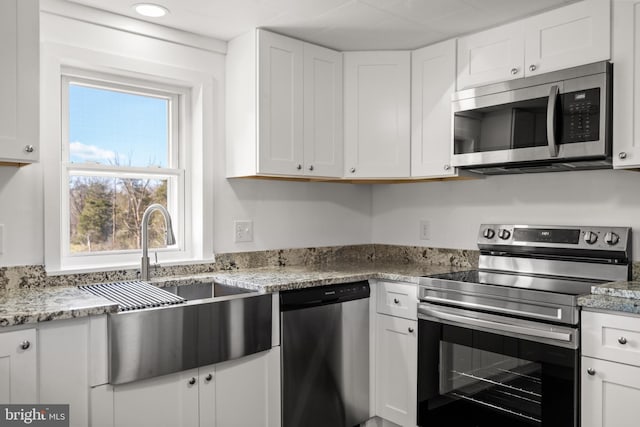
[303,44,343,178]
[411,39,458,178]
[257,31,304,176]
[612,0,640,168]
[457,22,525,89]
[457,0,610,90]
[0,0,39,165]
[525,0,610,77]
[226,29,343,178]
[344,51,411,179]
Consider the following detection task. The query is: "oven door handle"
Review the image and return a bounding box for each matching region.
[418,305,573,343]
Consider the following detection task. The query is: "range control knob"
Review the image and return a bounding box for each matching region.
[498,229,511,240]
[483,228,495,239]
[605,232,620,246]
[584,231,598,245]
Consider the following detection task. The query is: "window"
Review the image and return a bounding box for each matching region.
[60,70,190,268]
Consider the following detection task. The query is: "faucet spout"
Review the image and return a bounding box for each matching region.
[140,204,176,281]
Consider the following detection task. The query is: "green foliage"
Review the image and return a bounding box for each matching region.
[69,177,170,253]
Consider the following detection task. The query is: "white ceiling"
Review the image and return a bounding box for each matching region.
[66,0,578,50]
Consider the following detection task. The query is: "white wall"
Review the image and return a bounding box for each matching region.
[0,2,372,268]
[372,169,640,260]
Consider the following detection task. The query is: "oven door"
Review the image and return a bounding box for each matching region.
[417,303,579,427]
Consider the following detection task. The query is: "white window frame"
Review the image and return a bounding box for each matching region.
[57,68,193,270]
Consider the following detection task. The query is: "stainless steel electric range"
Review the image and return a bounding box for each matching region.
[417,224,632,427]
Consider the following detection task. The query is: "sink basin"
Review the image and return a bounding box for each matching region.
[107,281,271,385]
[164,282,254,300]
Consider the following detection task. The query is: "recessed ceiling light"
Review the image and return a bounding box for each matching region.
[133,3,169,18]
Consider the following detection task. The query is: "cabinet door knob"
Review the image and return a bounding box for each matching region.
[619,337,628,345]
[24,145,34,153]
[587,368,596,376]
[408,327,414,333]
[308,165,314,171]
[205,373,213,382]
[619,152,628,160]
[296,164,302,170]
[393,298,400,304]
[349,167,356,173]
[510,67,519,75]
[529,64,537,72]
[188,377,196,385]
[20,340,30,350]
[443,164,451,171]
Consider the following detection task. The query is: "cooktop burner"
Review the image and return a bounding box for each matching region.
[425,270,605,296]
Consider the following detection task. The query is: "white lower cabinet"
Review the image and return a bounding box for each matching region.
[374,307,417,427]
[0,328,36,403]
[113,368,201,427]
[582,310,640,427]
[581,356,640,427]
[103,348,280,427]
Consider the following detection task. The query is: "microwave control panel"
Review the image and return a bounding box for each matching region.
[561,88,600,143]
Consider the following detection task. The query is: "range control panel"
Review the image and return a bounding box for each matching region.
[478,224,631,252]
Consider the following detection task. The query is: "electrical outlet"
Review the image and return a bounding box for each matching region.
[419,220,430,240]
[234,220,253,243]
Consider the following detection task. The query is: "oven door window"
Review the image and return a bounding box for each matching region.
[418,320,578,427]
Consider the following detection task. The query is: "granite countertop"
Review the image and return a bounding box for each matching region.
[0,286,118,327]
[578,281,640,315]
[0,262,470,328]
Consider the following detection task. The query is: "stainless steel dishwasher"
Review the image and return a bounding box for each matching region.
[281,281,370,427]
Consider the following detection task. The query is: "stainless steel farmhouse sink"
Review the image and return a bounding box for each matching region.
[80,280,271,385]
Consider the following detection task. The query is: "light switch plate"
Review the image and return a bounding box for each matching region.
[419,220,430,240]
[234,220,253,243]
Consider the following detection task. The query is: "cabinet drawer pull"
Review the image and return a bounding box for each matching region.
[510,67,519,75]
[20,340,30,350]
[188,377,196,386]
[308,165,314,171]
[529,64,537,72]
[393,298,400,304]
[296,164,302,170]
[24,145,34,153]
[587,368,596,376]
[349,167,356,174]
[619,336,628,345]
[408,327,414,333]
[205,373,213,382]
[619,152,628,160]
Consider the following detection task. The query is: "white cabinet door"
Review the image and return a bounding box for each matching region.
[344,51,411,178]
[257,30,304,176]
[215,348,281,427]
[582,356,640,427]
[303,44,343,178]
[612,0,640,168]
[375,315,417,427]
[0,0,38,164]
[525,0,610,77]
[0,329,36,403]
[113,369,199,427]
[39,319,90,427]
[411,39,457,178]
[456,21,524,90]
[198,365,216,427]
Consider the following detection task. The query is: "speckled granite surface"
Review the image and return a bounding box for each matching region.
[151,262,469,293]
[0,287,118,327]
[0,244,476,327]
[578,281,640,314]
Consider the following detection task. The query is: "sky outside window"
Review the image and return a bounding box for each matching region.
[68,84,169,167]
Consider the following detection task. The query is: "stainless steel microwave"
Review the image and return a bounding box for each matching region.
[451,62,612,175]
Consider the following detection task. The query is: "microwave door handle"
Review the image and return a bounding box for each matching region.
[547,84,560,157]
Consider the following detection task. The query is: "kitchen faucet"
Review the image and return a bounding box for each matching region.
[140,204,176,281]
